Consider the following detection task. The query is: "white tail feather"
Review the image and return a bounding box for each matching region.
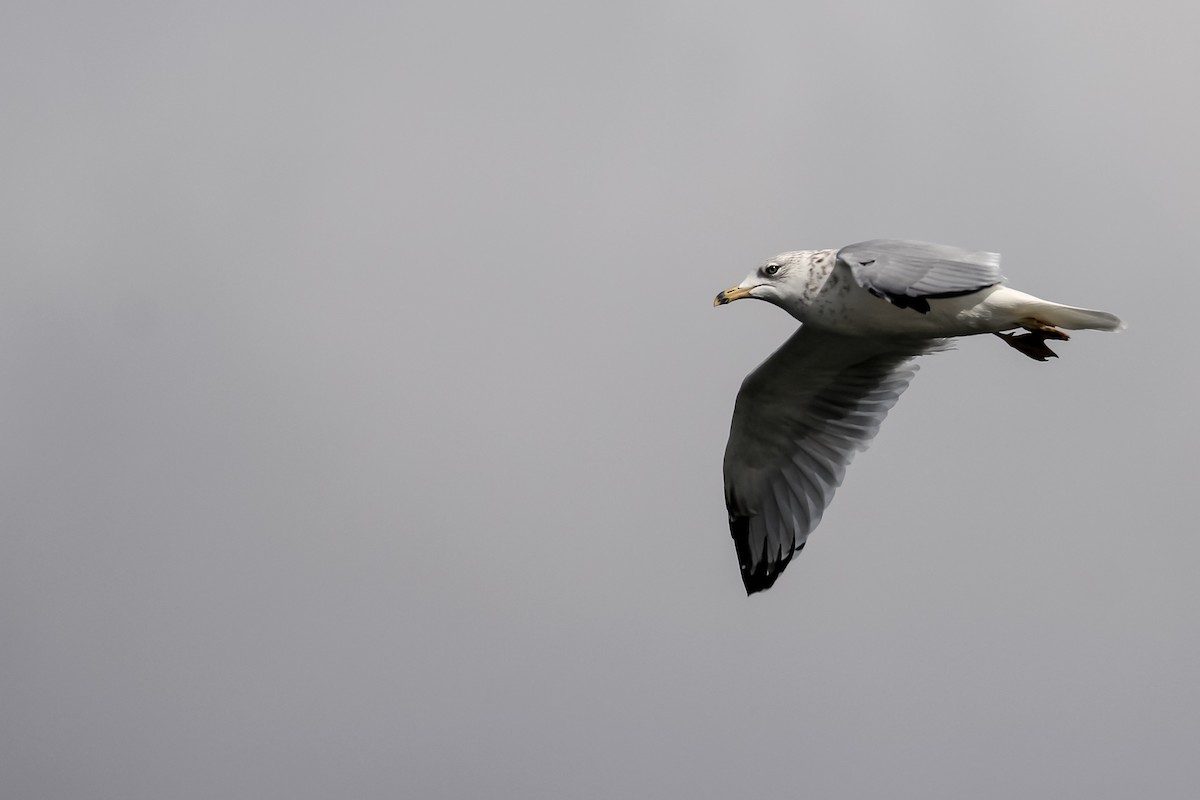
[1035,303,1125,331]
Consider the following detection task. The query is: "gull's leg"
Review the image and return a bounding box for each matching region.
[994,319,1070,362]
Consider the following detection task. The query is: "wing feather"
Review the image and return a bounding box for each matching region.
[723,327,949,594]
[836,239,1003,313]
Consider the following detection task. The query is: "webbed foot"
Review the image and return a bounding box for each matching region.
[995,320,1070,362]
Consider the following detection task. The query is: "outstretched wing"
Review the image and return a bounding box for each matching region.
[723,327,949,594]
[836,239,1003,313]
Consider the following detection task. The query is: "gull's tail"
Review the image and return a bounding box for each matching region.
[1033,302,1125,332]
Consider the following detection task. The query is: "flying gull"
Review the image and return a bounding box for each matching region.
[714,239,1123,595]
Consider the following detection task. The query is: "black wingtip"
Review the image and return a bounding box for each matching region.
[741,568,782,596]
[729,514,802,595]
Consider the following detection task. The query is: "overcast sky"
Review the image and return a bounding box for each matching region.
[3,2,1199,798]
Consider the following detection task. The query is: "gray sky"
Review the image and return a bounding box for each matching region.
[3,1,1198,798]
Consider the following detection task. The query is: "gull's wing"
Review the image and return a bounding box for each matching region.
[723,327,949,594]
[836,239,1003,313]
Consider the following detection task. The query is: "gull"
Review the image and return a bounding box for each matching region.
[714,239,1123,595]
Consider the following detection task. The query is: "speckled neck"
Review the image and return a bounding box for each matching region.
[798,249,836,304]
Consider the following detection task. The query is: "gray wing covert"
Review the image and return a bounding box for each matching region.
[723,328,948,594]
[836,239,1003,313]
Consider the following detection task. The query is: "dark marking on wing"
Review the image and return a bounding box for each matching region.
[730,511,783,594]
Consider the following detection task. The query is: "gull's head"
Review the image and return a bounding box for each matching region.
[713,250,821,308]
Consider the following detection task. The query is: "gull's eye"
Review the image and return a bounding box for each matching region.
[765,264,780,276]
